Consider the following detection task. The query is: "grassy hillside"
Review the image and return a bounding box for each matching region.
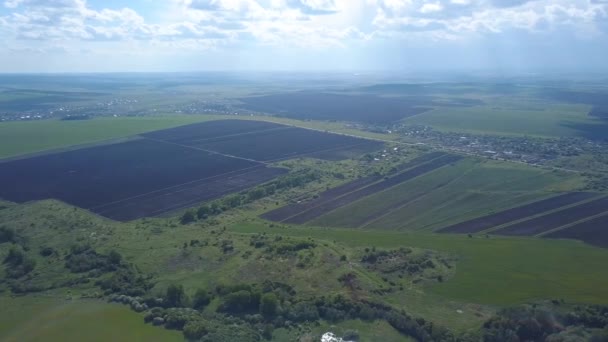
[233,222,608,306]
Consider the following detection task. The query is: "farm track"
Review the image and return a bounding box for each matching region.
[544,213,608,248]
[493,195,608,237]
[283,154,462,225]
[437,192,598,234]
[260,151,447,223]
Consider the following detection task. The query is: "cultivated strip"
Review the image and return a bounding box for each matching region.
[544,213,608,248]
[261,151,446,222]
[437,192,597,234]
[493,196,608,237]
[284,154,462,225]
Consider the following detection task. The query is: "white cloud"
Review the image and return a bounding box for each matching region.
[419,2,443,13]
[0,0,607,71]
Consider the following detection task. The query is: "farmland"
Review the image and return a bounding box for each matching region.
[263,152,462,224]
[239,92,432,124]
[270,157,581,234]
[2,74,608,342]
[0,115,218,159]
[546,214,608,248]
[438,192,598,234]
[0,119,383,221]
[493,196,608,236]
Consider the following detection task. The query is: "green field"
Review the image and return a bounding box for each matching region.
[310,158,583,231]
[402,104,606,138]
[0,115,218,159]
[0,297,182,342]
[233,222,608,306]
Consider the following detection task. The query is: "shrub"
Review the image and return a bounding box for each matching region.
[192,289,211,310]
[181,210,197,225]
[183,320,209,340]
[260,293,278,318]
[39,246,56,257]
[0,226,16,244]
[342,330,360,341]
[165,284,188,308]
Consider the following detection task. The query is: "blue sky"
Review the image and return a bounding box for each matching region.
[0,0,606,73]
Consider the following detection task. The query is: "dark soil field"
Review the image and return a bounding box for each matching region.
[438,192,598,234]
[545,214,608,248]
[141,119,283,143]
[494,196,608,237]
[93,165,286,221]
[0,138,285,221]
[144,119,384,162]
[239,92,431,123]
[0,120,382,221]
[192,126,382,162]
[283,154,462,224]
[261,152,448,223]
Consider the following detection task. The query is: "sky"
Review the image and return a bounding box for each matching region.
[0,0,607,73]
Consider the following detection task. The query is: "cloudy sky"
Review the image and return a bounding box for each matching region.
[0,0,607,73]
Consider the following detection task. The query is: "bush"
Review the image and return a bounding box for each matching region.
[220,289,261,314]
[181,210,197,225]
[260,293,278,318]
[3,247,36,279]
[183,320,209,340]
[192,289,211,310]
[342,330,359,341]
[0,226,16,244]
[165,284,188,308]
[39,246,56,257]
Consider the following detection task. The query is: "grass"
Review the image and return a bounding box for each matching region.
[402,103,605,138]
[0,115,219,159]
[311,158,582,231]
[0,296,182,342]
[232,222,608,306]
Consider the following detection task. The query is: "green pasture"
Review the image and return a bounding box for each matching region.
[0,296,182,342]
[0,115,218,159]
[402,104,606,138]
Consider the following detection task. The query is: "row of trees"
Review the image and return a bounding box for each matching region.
[181,169,322,224]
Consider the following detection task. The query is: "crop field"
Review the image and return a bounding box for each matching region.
[493,196,608,236]
[261,151,446,222]
[545,214,608,248]
[438,192,598,234]
[0,119,384,221]
[239,92,432,123]
[143,120,384,162]
[262,152,458,224]
[0,115,218,159]
[401,103,608,138]
[306,158,575,232]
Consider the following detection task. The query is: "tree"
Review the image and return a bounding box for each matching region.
[192,288,211,309]
[183,320,209,340]
[0,226,16,244]
[166,284,188,307]
[259,293,278,318]
[181,210,196,225]
[197,206,211,220]
[107,250,122,265]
